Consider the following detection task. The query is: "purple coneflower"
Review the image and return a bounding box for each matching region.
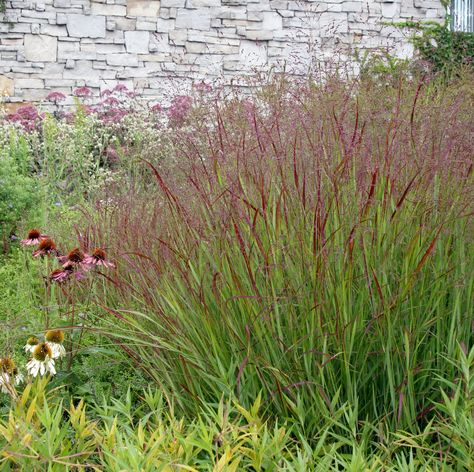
[84,248,115,268]
[33,238,57,257]
[21,229,47,246]
[60,247,86,268]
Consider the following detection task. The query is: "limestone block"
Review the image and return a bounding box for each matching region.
[0,76,14,96]
[106,54,139,66]
[15,78,44,89]
[381,2,400,19]
[239,40,267,68]
[243,29,273,41]
[161,0,185,7]
[24,34,58,62]
[137,20,157,31]
[262,11,283,30]
[56,14,68,25]
[66,15,106,38]
[150,33,172,53]
[127,0,161,17]
[125,31,150,53]
[156,18,175,32]
[186,0,220,6]
[176,9,211,30]
[91,4,127,16]
[40,25,68,36]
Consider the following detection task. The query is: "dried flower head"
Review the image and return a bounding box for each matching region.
[0,357,16,375]
[33,238,57,257]
[21,229,47,246]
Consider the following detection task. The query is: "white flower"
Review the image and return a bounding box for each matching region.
[27,343,57,377]
[26,357,56,377]
[24,336,40,353]
[15,372,24,385]
[48,342,66,359]
[0,372,11,394]
[44,330,66,359]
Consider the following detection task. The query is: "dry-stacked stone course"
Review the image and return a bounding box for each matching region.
[0,1,445,104]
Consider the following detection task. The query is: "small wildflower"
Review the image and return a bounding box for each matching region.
[24,336,39,353]
[21,229,47,246]
[26,343,56,377]
[84,248,115,268]
[33,238,57,257]
[45,330,66,359]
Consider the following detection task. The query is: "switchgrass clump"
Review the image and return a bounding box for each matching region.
[80,73,473,453]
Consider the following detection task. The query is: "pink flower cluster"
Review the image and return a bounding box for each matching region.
[167,95,193,128]
[5,105,42,133]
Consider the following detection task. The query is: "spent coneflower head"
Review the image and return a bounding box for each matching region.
[33,238,57,257]
[24,336,39,353]
[0,357,16,375]
[0,358,23,392]
[21,229,47,246]
[26,343,56,377]
[84,248,115,268]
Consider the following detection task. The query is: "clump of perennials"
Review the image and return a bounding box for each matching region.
[0,229,117,397]
[0,330,66,397]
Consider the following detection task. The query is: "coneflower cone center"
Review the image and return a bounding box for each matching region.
[39,239,56,251]
[92,248,106,260]
[68,248,85,263]
[33,343,53,361]
[28,229,41,239]
[27,336,39,346]
[45,330,65,344]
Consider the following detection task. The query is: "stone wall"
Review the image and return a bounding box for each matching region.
[0,1,445,105]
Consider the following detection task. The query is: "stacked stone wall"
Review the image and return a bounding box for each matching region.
[0,1,445,105]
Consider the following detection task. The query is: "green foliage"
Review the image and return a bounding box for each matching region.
[402,20,474,77]
[0,142,36,246]
[1,348,473,469]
